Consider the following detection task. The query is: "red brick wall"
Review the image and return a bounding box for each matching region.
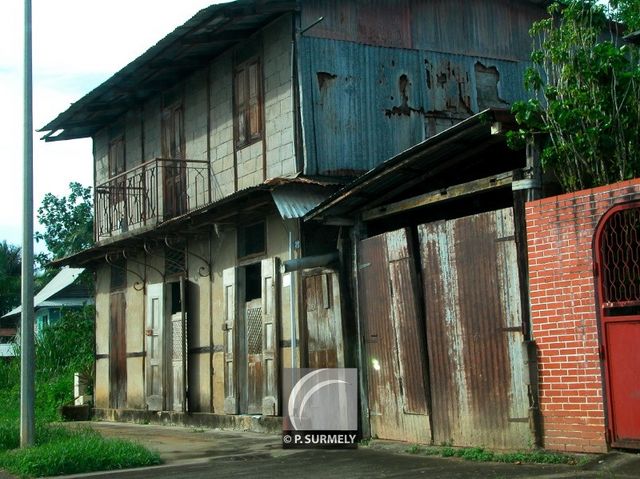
[526,179,640,453]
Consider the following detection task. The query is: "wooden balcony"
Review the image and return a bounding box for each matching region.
[95,158,211,241]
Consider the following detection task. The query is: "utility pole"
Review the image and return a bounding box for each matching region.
[21,0,35,448]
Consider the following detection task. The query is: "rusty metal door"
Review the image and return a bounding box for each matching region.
[358,228,432,443]
[304,270,344,369]
[595,204,640,449]
[418,207,530,449]
[109,291,127,409]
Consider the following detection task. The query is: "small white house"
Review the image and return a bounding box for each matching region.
[0,267,93,356]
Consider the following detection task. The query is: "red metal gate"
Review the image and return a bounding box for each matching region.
[595,203,640,449]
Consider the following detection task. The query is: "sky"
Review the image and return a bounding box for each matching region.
[0,0,228,251]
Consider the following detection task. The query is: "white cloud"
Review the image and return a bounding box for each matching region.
[0,0,227,248]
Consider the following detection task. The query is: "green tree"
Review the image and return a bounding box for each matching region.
[35,182,93,270]
[0,241,21,316]
[609,0,640,31]
[510,0,640,192]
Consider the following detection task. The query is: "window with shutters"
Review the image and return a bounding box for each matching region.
[234,58,263,148]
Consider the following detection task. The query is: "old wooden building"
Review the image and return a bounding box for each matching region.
[42,0,546,440]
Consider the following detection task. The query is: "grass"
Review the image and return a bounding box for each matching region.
[404,444,582,465]
[0,424,161,478]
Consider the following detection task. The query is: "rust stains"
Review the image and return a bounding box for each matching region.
[385,74,425,118]
[475,62,509,110]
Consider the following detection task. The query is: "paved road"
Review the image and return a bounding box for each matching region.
[2,422,638,479]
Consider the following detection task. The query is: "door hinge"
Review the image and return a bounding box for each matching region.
[599,344,606,361]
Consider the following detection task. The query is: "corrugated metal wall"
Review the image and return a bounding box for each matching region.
[418,208,530,449]
[298,0,543,176]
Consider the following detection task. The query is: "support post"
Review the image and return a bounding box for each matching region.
[20,0,35,448]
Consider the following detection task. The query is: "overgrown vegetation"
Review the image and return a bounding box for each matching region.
[0,308,161,477]
[405,444,584,466]
[509,0,640,192]
[0,241,21,316]
[0,307,95,424]
[0,426,160,478]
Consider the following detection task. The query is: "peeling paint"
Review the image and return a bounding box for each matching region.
[316,71,337,91]
[475,62,509,110]
[384,74,425,118]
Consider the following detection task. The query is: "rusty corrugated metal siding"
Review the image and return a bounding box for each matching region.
[385,229,430,416]
[299,38,530,176]
[418,208,530,449]
[298,0,544,176]
[300,0,545,58]
[358,229,431,443]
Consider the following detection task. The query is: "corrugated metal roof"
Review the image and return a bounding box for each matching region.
[304,108,517,221]
[39,0,297,142]
[3,267,88,318]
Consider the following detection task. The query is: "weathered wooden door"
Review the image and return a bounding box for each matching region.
[358,228,432,443]
[245,298,263,414]
[595,204,640,449]
[162,104,186,219]
[109,291,127,409]
[261,257,279,416]
[418,208,530,449]
[108,136,127,231]
[145,283,164,411]
[223,267,238,414]
[169,278,187,412]
[303,270,344,368]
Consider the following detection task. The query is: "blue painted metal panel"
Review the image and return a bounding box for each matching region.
[300,37,531,176]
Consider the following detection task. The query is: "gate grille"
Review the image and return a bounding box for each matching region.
[599,206,640,310]
[247,306,262,355]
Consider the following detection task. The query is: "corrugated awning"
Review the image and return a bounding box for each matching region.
[304,109,519,221]
[271,183,337,219]
[39,0,297,142]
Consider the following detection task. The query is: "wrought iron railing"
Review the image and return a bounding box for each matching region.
[95,158,211,241]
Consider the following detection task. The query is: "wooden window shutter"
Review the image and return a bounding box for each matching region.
[248,61,260,140]
[222,267,238,414]
[235,69,247,146]
[261,257,280,416]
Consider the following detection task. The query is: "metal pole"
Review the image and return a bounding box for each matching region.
[20,0,35,448]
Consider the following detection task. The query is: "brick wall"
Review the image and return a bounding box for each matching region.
[526,178,640,453]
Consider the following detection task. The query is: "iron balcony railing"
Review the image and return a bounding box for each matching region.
[95,158,211,241]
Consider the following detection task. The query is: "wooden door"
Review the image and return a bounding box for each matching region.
[223,267,238,414]
[145,283,164,411]
[108,136,126,230]
[261,257,279,416]
[245,298,263,414]
[595,204,640,449]
[304,270,344,368]
[418,208,530,449]
[109,291,127,409]
[358,228,431,443]
[162,105,186,218]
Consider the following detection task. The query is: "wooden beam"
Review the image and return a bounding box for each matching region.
[362,171,514,222]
